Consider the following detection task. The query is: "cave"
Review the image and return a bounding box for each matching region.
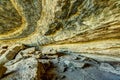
[0,0,120,80]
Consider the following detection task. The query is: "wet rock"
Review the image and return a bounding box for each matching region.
[0,44,25,66]
[0,66,7,78]
[2,58,45,80]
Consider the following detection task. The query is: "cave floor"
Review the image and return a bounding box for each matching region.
[40,52,120,80]
[0,45,120,80]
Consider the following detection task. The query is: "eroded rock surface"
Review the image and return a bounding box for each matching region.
[0,0,120,80]
[0,45,119,80]
[0,44,25,66]
[2,58,45,80]
[0,0,120,61]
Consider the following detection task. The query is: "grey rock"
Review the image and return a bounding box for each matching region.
[58,63,67,72]
[64,60,71,66]
[72,61,86,68]
[99,63,120,75]
[64,60,86,69]
[2,58,45,80]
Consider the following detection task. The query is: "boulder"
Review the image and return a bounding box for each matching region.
[2,58,45,80]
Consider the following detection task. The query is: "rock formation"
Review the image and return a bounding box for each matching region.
[0,0,120,68]
[1,0,120,80]
[0,44,119,80]
[0,0,120,61]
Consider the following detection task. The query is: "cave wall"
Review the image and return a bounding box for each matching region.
[0,0,120,61]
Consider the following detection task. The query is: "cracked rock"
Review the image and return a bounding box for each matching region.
[0,44,25,66]
[2,58,45,80]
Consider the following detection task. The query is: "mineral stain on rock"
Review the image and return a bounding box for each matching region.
[0,0,22,35]
[45,21,63,36]
[0,0,120,80]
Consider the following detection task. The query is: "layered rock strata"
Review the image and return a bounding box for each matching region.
[0,0,120,61]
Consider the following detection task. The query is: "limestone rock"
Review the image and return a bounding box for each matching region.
[15,49,42,60]
[2,58,45,80]
[0,0,120,61]
[64,60,87,69]
[72,62,86,68]
[99,63,120,75]
[17,47,36,58]
[21,47,35,54]
[0,44,25,65]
